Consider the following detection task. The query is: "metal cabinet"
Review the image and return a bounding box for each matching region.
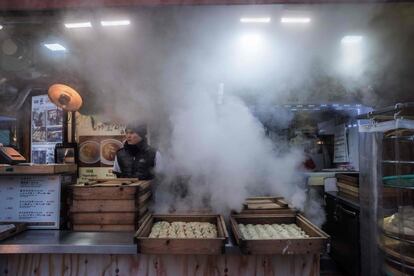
[325,192,360,276]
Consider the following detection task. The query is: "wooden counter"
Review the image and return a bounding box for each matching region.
[1,253,319,275]
[0,164,77,175]
[0,230,320,276]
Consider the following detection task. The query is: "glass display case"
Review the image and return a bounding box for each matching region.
[359,103,414,275]
[381,123,414,275]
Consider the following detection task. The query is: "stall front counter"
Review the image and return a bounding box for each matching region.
[0,230,320,276]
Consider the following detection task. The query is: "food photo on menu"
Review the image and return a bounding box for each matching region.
[32,111,46,127]
[32,127,47,142]
[47,109,63,126]
[78,136,124,167]
[46,127,62,143]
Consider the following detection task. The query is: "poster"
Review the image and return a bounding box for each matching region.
[0,175,61,229]
[31,95,63,164]
[75,114,126,182]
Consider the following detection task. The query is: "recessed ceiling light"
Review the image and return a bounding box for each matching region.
[100,20,130,27]
[281,17,311,24]
[44,43,67,51]
[240,17,271,24]
[341,35,363,44]
[64,22,92,29]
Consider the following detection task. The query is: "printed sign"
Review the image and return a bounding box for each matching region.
[334,124,349,163]
[77,167,116,184]
[76,113,125,136]
[76,113,125,181]
[0,175,61,229]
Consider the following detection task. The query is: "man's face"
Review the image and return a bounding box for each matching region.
[125,129,142,145]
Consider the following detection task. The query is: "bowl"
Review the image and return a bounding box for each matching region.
[79,141,100,164]
[100,139,123,165]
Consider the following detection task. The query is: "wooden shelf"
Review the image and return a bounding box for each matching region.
[0,164,77,175]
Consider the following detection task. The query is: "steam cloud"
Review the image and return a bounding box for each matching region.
[2,2,414,228]
[59,4,408,225]
[153,89,314,217]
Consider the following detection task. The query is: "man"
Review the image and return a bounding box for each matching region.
[112,123,157,180]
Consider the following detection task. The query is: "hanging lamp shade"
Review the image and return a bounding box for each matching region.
[48,83,83,112]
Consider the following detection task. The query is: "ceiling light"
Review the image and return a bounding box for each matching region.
[240,17,271,23]
[44,43,67,51]
[341,35,363,44]
[100,20,130,27]
[0,25,3,30]
[281,17,311,24]
[64,22,92,29]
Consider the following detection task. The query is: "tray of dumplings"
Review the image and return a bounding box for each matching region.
[134,214,228,254]
[230,214,329,255]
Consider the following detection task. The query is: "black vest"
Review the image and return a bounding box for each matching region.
[116,141,156,180]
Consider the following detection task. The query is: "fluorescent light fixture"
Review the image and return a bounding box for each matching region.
[281,17,311,24]
[240,17,271,23]
[341,35,363,44]
[100,20,130,27]
[44,43,66,51]
[64,22,92,29]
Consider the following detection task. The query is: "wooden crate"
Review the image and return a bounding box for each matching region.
[230,213,329,255]
[134,214,228,255]
[337,183,359,198]
[241,196,296,215]
[336,173,359,186]
[68,179,152,231]
[336,174,359,198]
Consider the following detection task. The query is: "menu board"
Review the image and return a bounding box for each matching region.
[31,95,63,164]
[0,175,61,229]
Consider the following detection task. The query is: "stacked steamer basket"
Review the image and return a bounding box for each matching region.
[381,127,414,275]
[336,174,359,199]
[241,196,296,215]
[232,196,329,255]
[68,178,152,231]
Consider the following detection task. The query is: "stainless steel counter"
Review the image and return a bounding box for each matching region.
[0,230,137,254]
[0,230,242,255]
